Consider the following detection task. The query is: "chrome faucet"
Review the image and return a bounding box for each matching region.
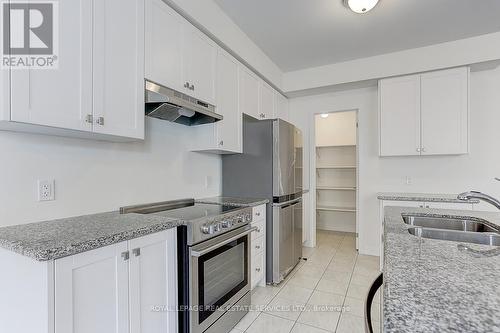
[457,191,500,210]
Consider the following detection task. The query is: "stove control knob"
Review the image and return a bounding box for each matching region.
[222,220,233,228]
[201,224,215,234]
[236,217,243,224]
[213,223,221,232]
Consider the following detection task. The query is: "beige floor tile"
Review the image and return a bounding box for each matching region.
[350,272,376,286]
[352,265,381,280]
[264,297,306,321]
[346,282,381,301]
[290,322,331,333]
[234,310,260,331]
[229,328,243,333]
[307,290,345,307]
[336,313,366,333]
[315,277,349,295]
[297,307,340,332]
[322,269,351,283]
[326,261,355,274]
[246,313,295,333]
[277,284,314,303]
[296,262,327,278]
[302,246,316,258]
[288,273,321,289]
[251,286,280,307]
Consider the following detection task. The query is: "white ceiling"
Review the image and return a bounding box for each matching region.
[214,0,500,72]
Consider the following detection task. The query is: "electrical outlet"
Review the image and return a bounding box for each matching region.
[38,180,55,201]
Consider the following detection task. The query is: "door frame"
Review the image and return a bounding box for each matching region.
[305,108,360,249]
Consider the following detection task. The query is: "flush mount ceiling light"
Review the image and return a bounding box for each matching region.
[343,0,379,13]
[321,113,329,118]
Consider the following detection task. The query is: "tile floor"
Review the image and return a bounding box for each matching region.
[232,230,382,333]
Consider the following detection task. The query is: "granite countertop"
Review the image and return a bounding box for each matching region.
[0,212,185,261]
[377,192,480,204]
[195,196,269,207]
[383,206,500,332]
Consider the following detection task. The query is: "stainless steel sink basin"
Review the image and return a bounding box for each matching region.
[402,214,499,233]
[408,227,500,246]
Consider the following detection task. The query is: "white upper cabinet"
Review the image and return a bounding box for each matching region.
[145,0,184,93]
[55,242,130,333]
[379,67,469,156]
[214,49,241,153]
[420,67,469,155]
[182,24,217,105]
[191,48,242,154]
[239,66,260,120]
[10,0,93,132]
[276,92,289,122]
[259,81,276,120]
[4,0,144,141]
[93,0,145,139]
[145,0,216,105]
[379,74,421,156]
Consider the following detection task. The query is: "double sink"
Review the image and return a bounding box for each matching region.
[403,214,500,246]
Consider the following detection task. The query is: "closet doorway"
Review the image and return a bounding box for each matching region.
[313,110,359,249]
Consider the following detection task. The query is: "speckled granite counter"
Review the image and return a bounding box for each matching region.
[383,206,500,333]
[196,196,269,207]
[0,212,185,261]
[378,192,480,204]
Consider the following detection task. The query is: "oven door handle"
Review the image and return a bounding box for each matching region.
[190,227,258,257]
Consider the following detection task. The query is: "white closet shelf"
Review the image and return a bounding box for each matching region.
[316,166,356,169]
[316,186,356,191]
[317,205,357,213]
[316,145,356,148]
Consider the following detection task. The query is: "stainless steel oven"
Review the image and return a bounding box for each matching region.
[189,225,255,333]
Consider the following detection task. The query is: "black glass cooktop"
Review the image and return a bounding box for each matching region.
[150,203,241,221]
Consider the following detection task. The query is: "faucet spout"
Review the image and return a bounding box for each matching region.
[458,191,500,210]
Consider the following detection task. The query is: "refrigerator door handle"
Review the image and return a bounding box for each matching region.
[273,197,302,208]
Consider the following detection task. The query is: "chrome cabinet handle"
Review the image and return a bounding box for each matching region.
[132,248,141,257]
[121,251,130,261]
[95,116,104,126]
[255,212,261,216]
[85,114,93,123]
[184,82,190,89]
[255,268,261,272]
[416,148,421,153]
[421,147,426,152]
[255,245,261,249]
[495,178,500,182]
[190,84,195,91]
[219,140,224,146]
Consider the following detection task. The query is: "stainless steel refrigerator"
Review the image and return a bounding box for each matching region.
[222,115,303,284]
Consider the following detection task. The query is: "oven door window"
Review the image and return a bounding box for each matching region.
[198,237,248,323]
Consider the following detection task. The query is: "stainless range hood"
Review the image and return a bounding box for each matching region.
[145,80,223,126]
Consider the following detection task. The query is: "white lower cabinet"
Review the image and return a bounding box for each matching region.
[0,229,178,333]
[251,204,267,289]
[55,229,178,333]
[55,241,130,333]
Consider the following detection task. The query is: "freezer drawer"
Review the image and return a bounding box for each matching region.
[272,197,303,284]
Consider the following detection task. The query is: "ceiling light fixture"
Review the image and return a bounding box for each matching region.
[321,113,329,118]
[343,0,379,14]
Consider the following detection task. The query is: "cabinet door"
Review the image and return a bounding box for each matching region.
[145,0,183,92]
[239,67,260,119]
[421,67,469,155]
[215,49,241,153]
[10,0,93,131]
[276,92,289,121]
[55,242,129,333]
[93,0,144,139]
[129,230,178,333]
[259,81,275,120]
[182,24,217,105]
[379,75,421,156]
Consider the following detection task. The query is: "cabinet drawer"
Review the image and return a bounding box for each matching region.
[251,253,264,288]
[252,205,266,222]
[251,220,265,240]
[251,236,264,257]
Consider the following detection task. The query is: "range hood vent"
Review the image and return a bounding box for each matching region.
[145,80,222,126]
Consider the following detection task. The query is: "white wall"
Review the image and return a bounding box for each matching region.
[0,118,221,227]
[284,31,500,93]
[315,111,357,147]
[290,66,500,256]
